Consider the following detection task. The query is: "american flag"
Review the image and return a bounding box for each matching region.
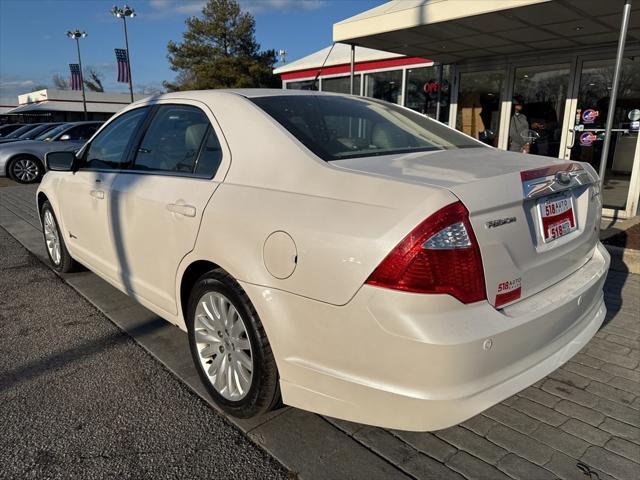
[115,48,130,83]
[69,64,82,91]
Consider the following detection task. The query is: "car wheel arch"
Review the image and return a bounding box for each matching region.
[37,191,49,217]
[179,259,223,322]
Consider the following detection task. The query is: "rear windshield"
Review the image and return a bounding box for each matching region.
[251,95,484,161]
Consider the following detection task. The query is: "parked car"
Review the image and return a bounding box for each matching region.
[37,90,609,431]
[0,122,63,144]
[0,121,102,183]
[0,123,25,137]
[0,123,44,143]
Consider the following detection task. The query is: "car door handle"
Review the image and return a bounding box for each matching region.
[90,189,105,200]
[167,203,196,217]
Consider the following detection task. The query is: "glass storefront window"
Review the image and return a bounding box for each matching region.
[510,64,570,158]
[321,75,361,95]
[364,70,402,104]
[456,71,504,147]
[286,80,318,90]
[405,65,451,123]
[570,57,640,210]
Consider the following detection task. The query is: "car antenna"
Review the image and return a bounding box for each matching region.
[312,42,336,91]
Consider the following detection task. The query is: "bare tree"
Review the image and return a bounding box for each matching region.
[52,74,70,90]
[83,66,105,92]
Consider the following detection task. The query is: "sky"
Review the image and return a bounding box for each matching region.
[0,0,380,102]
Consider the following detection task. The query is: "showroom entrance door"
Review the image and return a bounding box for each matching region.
[564,57,640,214]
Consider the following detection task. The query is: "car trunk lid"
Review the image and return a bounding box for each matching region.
[333,148,601,308]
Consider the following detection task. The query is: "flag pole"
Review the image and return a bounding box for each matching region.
[75,38,88,120]
[67,30,88,121]
[123,15,134,103]
[111,5,136,103]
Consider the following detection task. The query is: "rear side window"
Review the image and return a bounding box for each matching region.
[133,105,210,174]
[84,108,149,170]
[194,127,223,177]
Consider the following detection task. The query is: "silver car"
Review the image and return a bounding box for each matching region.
[0,121,102,183]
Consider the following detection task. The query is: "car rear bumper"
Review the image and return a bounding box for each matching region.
[243,242,610,431]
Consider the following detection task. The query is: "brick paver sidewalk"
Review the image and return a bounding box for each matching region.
[1,185,639,480]
[327,267,639,480]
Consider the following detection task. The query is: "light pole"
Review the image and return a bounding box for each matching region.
[66,29,88,120]
[111,4,136,103]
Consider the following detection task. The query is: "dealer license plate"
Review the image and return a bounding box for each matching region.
[539,194,577,243]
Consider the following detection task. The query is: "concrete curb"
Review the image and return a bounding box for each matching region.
[604,244,640,275]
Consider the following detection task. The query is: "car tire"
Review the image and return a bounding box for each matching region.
[9,156,43,184]
[187,268,281,418]
[41,201,77,273]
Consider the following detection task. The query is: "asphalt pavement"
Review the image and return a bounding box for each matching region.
[0,227,290,480]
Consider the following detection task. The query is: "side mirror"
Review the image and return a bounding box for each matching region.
[59,134,71,141]
[46,151,75,171]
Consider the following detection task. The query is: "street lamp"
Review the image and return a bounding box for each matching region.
[66,29,88,121]
[111,4,136,103]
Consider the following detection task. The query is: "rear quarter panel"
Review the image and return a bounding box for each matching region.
[178,93,457,317]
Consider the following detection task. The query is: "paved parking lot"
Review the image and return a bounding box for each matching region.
[0,227,289,479]
[1,184,639,480]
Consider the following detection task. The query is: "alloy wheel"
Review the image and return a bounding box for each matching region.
[43,210,61,265]
[194,291,253,401]
[12,158,39,183]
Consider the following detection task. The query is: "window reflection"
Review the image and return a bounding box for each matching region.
[511,64,570,158]
[364,70,402,104]
[456,71,504,147]
[405,65,451,124]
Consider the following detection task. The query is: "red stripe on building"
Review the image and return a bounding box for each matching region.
[280,57,432,81]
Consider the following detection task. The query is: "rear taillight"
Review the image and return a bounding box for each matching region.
[366,201,486,304]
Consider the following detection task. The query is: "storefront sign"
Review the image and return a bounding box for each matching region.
[582,109,599,124]
[579,131,597,146]
[422,81,440,94]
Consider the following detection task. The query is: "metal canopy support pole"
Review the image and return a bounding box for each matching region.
[350,44,355,95]
[75,38,88,121]
[599,0,632,190]
[435,63,443,121]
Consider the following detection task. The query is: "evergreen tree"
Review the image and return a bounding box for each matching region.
[164,0,279,91]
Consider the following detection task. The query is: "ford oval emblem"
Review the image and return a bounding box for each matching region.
[555,171,571,185]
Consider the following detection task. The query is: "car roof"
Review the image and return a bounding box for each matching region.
[141,88,339,102]
[61,121,103,126]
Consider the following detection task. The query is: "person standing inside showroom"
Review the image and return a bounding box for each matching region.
[509,95,531,153]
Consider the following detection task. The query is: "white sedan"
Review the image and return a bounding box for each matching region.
[37,90,609,431]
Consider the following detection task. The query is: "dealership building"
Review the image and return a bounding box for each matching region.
[276,0,640,218]
[3,89,145,123]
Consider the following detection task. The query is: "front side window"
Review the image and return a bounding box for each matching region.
[252,95,483,161]
[83,108,149,169]
[133,105,210,173]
